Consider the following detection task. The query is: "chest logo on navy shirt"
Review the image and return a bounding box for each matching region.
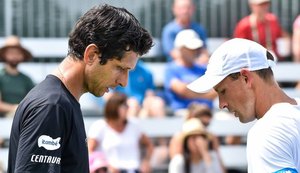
[38,135,61,150]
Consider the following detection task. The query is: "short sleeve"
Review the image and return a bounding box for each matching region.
[168,155,184,173]
[14,104,69,173]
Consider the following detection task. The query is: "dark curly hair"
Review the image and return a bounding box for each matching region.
[68,4,153,65]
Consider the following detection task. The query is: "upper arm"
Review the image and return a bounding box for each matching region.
[87,138,99,153]
[15,104,68,172]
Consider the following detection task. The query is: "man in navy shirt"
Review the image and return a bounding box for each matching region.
[7,4,153,173]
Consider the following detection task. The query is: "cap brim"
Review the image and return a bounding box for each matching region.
[187,74,226,93]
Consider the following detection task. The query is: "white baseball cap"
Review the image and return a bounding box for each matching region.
[187,38,276,93]
[248,0,270,5]
[174,29,203,50]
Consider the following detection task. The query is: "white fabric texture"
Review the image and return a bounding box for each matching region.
[88,119,143,169]
[247,98,300,173]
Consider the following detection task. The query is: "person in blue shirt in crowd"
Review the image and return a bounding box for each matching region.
[115,60,166,118]
[116,60,154,104]
[164,29,216,113]
[161,0,209,64]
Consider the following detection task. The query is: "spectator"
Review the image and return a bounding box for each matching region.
[115,60,166,118]
[169,103,226,172]
[161,0,209,64]
[168,118,224,173]
[233,0,290,61]
[87,92,154,173]
[164,29,216,113]
[0,35,34,117]
[292,15,300,90]
[170,103,216,157]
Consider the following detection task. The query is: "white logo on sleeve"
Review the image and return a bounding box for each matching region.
[38,135,61,150]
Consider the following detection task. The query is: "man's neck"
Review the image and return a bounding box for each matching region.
[53,56,85,101]
[176,18,191,28]
[5,64,19,75]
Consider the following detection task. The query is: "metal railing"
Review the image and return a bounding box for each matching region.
[1,0,300,38]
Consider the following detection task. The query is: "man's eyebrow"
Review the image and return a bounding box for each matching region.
[118,64,132,70]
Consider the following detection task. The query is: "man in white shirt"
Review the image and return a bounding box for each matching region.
[187,38,300,173]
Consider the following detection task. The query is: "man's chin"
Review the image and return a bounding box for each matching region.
[239,116,256,123]
[8,63,18,68]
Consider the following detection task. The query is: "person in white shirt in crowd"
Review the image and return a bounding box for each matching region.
[87,92,153,173]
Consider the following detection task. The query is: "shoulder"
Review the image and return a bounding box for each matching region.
[0,68,5,76]
[90,119,106,130]
[163,20,179,31]
[162,21,181,37]
[248,103,300,153]
[18,72,34,82]
[127,119,142,130]
[190,22,206,31]
[236,16,250,28]
[266,13,279,21]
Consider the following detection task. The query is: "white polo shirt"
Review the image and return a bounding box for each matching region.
[247,99,300,173]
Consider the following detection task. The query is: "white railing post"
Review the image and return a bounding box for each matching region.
[4,0,12,36]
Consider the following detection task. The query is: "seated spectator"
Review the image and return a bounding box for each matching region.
[161,0,209,64]
[169,103,225,172]
[170,103,210,158]
[233,0,290,61]
[168,118,224,173]
[89,151,109,173]
[87,92,154,173]
[0,35,35,117]
[164,29,216,112]
[115,60,166,118]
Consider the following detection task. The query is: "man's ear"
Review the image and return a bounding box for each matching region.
[83,44,101,64]
[240,69,252,85]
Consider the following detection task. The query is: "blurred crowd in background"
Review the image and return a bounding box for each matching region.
[1,0,300,172]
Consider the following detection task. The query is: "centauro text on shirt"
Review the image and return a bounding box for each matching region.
[30,135,61,164]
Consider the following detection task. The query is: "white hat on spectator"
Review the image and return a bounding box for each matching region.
[248,0,270,5]
[174,29,203,50]
[187,38,276,93]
